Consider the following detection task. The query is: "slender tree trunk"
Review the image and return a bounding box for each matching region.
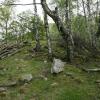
[82,0,92,42]
[96,13,100,37]
[76,0,79,16]
[33,0,41,51]
[82,0,87,23]
[65,0,74,62]
[5,21,8,45]
[76,0,80,34]
[96,0,99,18]
[87,0,96,47]
[44,12,52,60]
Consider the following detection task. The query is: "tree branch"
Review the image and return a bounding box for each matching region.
[0,3,41,6]
[41,0,69,39]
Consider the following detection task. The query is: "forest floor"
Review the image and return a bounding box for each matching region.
[0,45,100,100]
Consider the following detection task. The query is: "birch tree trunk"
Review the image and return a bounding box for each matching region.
[87,0,97,47]
[96,0,99,18]
[82,0,87,22]
[33,0,41,52]
[41,0,74,62]
[65,0,74,62]
[5,21,8,45]
[44,12,52,60]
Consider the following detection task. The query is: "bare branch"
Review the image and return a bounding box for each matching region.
[0,3,41,6]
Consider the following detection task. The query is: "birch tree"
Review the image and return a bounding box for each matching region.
[41,0,74,62]
[33,0,41,52]
[44,12,52,60]
[0,0,16,44]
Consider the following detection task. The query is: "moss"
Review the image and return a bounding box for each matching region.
[0,46,100,100]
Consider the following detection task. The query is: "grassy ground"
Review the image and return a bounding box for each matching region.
[0,46,100,100]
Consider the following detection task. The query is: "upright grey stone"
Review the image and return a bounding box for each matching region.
[51,58,65,74]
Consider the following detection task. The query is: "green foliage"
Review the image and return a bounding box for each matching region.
[31,16,45,39]
[49,23,60,40]
[72,15,88,38]
[0,0,16,41]
[0,46,100,100]
[16,10,45,41]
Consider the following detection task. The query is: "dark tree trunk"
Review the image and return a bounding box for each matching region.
[41,0,74,62]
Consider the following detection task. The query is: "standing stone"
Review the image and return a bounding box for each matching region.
[51,58,65,74]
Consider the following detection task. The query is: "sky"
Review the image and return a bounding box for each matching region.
[16,0,54,22]
[0,0,54,22]
[15,0,42,14]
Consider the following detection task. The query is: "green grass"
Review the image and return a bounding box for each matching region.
[0,46,100,100]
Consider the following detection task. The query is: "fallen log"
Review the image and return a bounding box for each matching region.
[81,67,100,72]
[0,49,21,59]
[0,43,25,60]
[0,49,15,57]
[0,43,22,52]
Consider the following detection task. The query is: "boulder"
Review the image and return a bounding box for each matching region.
[20,74,33,83]
[51,58,65,74]
[0,87,7,92]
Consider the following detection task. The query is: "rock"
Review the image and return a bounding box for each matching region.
[0,81,17,87]
[3,68,7,71]
[0,87,7,92]
[44,60,47,64]
[51,82,58,87]
[51,58,65,74]
[20,74,33,83]
[96,80,100,83]
[44,77,48,81]
[5,81,17,87]
[15,58,19,61]
[6,81,17,87]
